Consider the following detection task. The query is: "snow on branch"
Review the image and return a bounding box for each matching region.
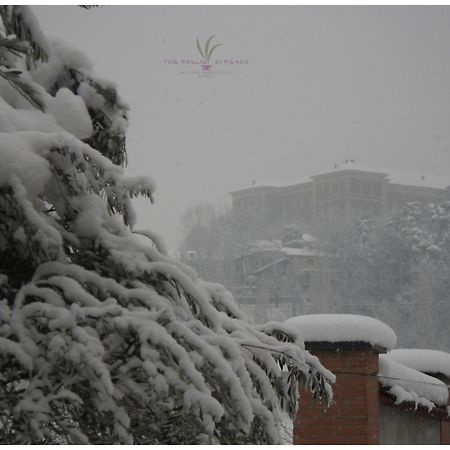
[0,7,333,444]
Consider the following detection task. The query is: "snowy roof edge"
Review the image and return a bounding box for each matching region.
[231,163,450,193]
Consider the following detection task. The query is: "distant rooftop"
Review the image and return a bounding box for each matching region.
[233,162,450,193]
[231,176,311,192]
[312,162,389,178]
[314,162,450,190]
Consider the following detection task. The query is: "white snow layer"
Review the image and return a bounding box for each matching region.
[284,314,397,350]
[379,355,448,409]
[31,37,92,90]
[47,88,93,139]
[0,132,52,196]
[387,348,450,378]
[14,7,50,55]
[236,161,449,191]
[282,247,317,256]
[0,97,60,134]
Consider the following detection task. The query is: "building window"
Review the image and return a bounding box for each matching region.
[316,185,323,200]
[351,178,360,195]
[373,180,382,197]
[323,182,330,199]
[362,180,370,196]
[332,181,338,197]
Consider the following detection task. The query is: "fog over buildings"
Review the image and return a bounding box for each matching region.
[34,5,450,250]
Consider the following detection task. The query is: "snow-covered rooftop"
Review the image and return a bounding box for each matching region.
[312,162,388,178]
[387,349,450,378]
[386,168,450,190]
[379,355,449,410]
[301,233,317,243]
[284,314,397,350]
[231,176,311,192]
[233,162,450,192]
[281,247,316,256]
[246,240,282,252]
[313,162,450,190]
[259,176,311,188]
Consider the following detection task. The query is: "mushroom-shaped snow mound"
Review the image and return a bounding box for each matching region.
[284,314,397,351]
[387,348,450,378]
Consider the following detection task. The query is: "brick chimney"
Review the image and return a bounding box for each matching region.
[294,341,386,445]
[442,422,450,445]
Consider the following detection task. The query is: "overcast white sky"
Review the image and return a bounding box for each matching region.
[34,6,450,249]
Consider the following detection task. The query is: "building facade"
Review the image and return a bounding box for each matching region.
[230,162,450,240]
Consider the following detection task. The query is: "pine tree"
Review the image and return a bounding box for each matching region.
[0,6,333,444]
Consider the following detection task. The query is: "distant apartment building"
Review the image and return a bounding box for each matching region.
[230,162,450,239]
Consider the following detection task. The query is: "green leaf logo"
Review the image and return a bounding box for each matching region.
[196,35,222,62]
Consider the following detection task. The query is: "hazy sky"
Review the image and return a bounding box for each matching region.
[34,6,450,249]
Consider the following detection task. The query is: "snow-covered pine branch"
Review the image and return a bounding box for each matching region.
[0,6,333,444]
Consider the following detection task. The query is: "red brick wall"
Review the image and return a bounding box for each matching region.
[441,421,450,444]
[294,344,381,445]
